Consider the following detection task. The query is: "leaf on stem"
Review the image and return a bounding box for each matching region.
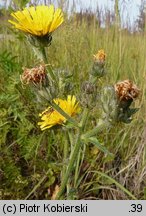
[85,137,113,156]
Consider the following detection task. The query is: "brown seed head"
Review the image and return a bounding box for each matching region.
[114,80,140,101]
[21,65,47,85]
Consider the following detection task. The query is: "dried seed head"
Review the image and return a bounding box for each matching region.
[114,80,140,101]
[21,65,47,85]
[93,49,106,64]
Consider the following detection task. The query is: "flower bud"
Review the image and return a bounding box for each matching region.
[82,81,95,94]
[93,49,106,65]
[90,49,107,79]
[101,86,118,121]
[27,34,52,48]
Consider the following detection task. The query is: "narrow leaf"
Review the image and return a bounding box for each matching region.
[86,137,113,156]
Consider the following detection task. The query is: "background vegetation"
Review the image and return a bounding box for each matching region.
[0,0,146,199]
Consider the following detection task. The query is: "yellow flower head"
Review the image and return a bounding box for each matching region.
[38,95,80,130]
[93,49,106,63]
[8,5,64,36]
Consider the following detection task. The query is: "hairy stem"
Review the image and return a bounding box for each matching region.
[81,119,111,139]
[56,132,81,199]
[40,46,58,84]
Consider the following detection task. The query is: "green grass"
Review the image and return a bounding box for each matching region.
[0,10,146,200]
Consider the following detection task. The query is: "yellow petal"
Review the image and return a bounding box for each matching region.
[9,5,64,36]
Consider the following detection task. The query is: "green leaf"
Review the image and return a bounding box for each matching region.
[129,108,139,115]
[92,171,137,200]
[86,137,113,156]
[102,154,115,163]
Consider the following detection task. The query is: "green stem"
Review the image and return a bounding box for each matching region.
[68,130,74,152]
[74,148,81,188]
[56,132,82,199]
[114,0,121,29]
[25,170,50,200]
[73,108,89,187]
[62,131,69,182]
[89,75,98,84]
[78,107,89,129]
[81,119,111,139]
[40,46,58,84]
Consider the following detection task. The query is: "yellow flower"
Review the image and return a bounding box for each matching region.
[93,49,106,63]
[38,95,80,130]
[8,5,64,36]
